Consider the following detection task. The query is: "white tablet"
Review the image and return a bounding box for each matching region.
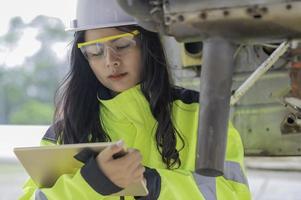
[14,142,148,196]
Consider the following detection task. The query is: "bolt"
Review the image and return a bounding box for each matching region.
[223,10,230,16]
[261,7,268,13]
[165,16,171,23]
[178,15,184,22]
[200,12,207,20]
[246,7,253,14]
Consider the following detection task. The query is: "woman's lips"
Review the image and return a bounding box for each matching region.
[108,72,128,80]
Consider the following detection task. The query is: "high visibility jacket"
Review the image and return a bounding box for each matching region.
[20,85,251,200]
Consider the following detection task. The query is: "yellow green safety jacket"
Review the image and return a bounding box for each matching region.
[20,85,251,200]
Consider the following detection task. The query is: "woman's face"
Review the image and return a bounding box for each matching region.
[83,28,142,93]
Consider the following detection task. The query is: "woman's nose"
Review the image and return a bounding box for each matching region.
[105,47,121,68]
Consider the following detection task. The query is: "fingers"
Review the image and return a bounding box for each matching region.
[132,164,145,178]
[128,160,145,184]
[96,144,145,188]
[114,148,142,166]
[112,148,144,177]
[131,165,145,183]
[98,140,125,161]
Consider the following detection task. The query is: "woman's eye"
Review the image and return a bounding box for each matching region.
[116,43,131,50]
[88,51,104,57]
[92,52,103,56]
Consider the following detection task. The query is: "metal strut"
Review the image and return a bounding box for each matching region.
[195,37,236,176]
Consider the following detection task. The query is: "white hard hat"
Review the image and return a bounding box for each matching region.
[66,0,137,32]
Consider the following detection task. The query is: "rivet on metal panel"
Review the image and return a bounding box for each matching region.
[165,16,171,23]
[199,12,207,20]
[287,115,295,125]
[253,14,262,19]
[164,0,169,7]
[246,6,266,19]
[246,7,253,14]
[178,15,184,22]
[261,7,268,13]
[223,10,230,17]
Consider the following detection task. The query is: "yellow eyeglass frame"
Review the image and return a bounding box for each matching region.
[77,30,140,48]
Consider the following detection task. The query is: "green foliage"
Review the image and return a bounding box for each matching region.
[31,15,71,42]
[0,17,25,47]
[9,100,54,125]
[0,15,72,125]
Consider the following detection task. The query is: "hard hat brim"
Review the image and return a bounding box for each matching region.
[66,21,138,32]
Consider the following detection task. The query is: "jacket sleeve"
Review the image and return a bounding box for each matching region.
[138,123,252,200]
[19,127,122,200]
[20,167,109,200]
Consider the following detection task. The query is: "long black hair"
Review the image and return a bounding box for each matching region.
[54,26,185,169]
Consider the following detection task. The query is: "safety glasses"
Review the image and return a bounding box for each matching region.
[78,30,140,61]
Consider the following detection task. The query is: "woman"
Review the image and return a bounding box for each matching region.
[20,0,251,199]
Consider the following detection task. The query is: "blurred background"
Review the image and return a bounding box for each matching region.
[0,1,300,199]
[0,0,73,199]
[0,0,74,125]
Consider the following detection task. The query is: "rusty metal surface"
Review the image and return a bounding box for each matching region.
[290,48,301,98]
[164,1,301,42]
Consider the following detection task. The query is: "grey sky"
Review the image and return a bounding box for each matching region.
[0,0,75,67]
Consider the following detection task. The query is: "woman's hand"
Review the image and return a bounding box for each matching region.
[96,141,145,188]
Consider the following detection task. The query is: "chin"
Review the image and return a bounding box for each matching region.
[110,84,134,93]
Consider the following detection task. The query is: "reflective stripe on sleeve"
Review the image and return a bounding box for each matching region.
[193,173,217,200]
[224,161,249,186]
[193,161,248,200]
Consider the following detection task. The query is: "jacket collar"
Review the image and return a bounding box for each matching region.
[97,85,153,123]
